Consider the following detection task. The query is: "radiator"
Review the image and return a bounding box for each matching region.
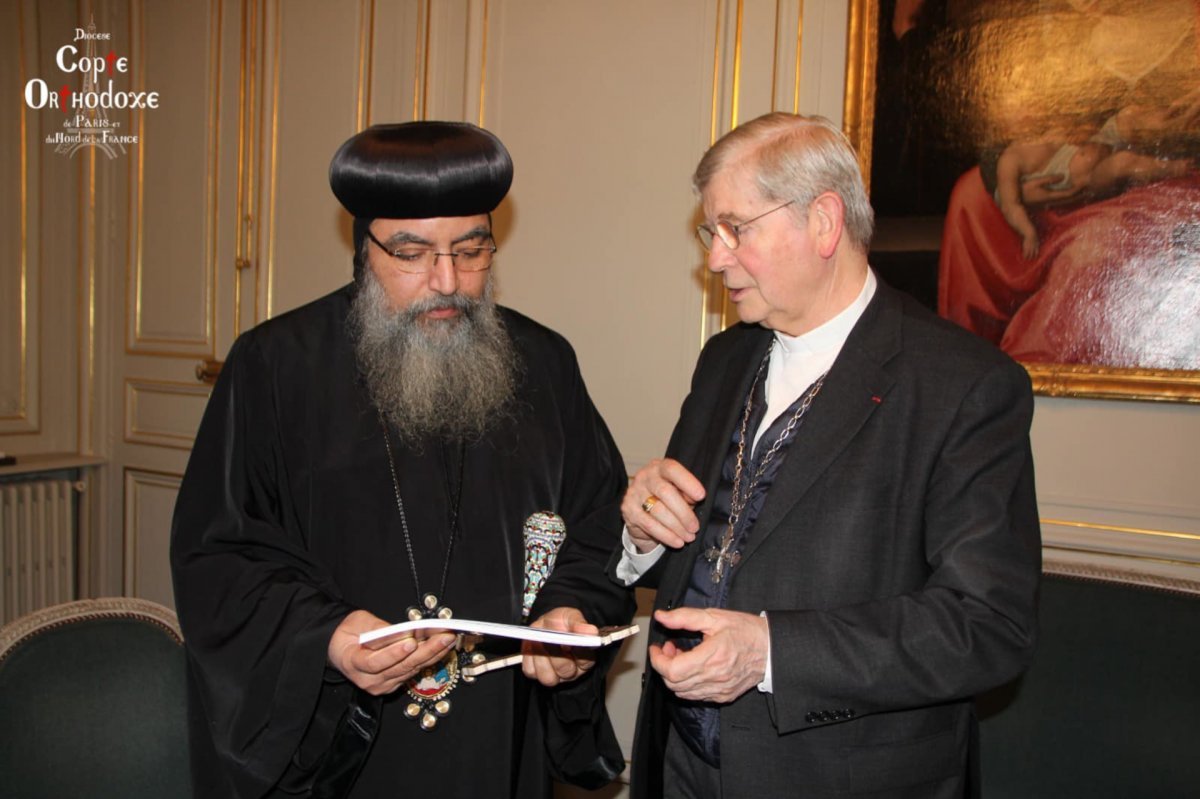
[0,479,78,625]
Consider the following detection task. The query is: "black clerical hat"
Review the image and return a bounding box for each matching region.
[329,121,513,219]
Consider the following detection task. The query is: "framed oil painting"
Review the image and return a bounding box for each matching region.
[845,0,1200,402]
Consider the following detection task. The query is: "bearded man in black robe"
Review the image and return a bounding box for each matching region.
[171,121,632,799]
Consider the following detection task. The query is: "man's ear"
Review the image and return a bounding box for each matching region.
[809,192,845,260]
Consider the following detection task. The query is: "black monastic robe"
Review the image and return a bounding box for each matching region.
[171,284,632,798]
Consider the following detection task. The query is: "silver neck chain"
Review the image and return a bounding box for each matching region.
[706,340,827,582]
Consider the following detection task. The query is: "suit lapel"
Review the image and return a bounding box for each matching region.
[693,329,772,504]
[737,285,902,567]
[662,327,771,604]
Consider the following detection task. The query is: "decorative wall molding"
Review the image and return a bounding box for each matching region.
[122,467,182,606]
[0,1,40,435]
[124,0,219,357]
[123,378,210,449]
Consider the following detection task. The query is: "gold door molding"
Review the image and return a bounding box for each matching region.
[123,378,211,449]
[122,467,182,604]
[125,0,223,357]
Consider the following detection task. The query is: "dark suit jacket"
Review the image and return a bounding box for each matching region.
[622,282,1041,798]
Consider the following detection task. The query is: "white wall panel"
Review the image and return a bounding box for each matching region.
[123,468,181,608]
[0,0,82,450]
[366,0,427,124]
[0,0,36,430]
[260,0,370,319]
[128,0,220,354]
[485,0,718,471]
[124,378,210,449]
[1033,397,1200,577]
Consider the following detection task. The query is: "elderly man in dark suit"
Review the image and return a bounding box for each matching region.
[615,113,1041,798]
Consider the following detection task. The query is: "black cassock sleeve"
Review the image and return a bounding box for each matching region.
[171,334,362,799]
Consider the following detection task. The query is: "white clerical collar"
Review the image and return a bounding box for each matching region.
[773,270,877,357]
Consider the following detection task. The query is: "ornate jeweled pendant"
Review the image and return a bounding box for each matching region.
[400,594,486,731]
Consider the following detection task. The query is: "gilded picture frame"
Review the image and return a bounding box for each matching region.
[844,0,1200,403]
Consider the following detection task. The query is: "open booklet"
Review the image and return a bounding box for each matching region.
[359,618,639,649]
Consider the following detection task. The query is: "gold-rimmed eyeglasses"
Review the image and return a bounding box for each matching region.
[696,200,795,251]
[366,230,497,274]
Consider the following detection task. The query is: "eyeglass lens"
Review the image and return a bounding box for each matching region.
[695,200,794,251]
[368,230,495,273]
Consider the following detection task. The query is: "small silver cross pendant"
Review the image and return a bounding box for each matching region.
[704,544,741,583]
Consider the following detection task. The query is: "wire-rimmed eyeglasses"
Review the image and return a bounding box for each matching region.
[366,230,497,274]
[696,200,795,251]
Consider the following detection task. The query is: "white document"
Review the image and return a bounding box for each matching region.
[359,618,639,648]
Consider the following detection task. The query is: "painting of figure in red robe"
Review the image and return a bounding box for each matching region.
[865,0,1200,379]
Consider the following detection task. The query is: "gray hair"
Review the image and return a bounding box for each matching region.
[692,113,874,251]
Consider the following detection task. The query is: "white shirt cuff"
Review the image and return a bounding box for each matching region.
[615,527,665,585]
[757,611,773,693]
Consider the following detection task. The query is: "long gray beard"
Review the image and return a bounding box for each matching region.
[349,270,519,445]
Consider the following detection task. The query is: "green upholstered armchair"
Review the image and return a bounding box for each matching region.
[0,597,192,799]
[976,560,1200,798]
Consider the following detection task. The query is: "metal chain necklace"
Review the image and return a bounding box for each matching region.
[379,413,484,731]
[704,341,828,583]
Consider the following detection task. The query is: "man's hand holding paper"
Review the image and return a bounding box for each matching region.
[522,606,600,687]
[329,609,457,696]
